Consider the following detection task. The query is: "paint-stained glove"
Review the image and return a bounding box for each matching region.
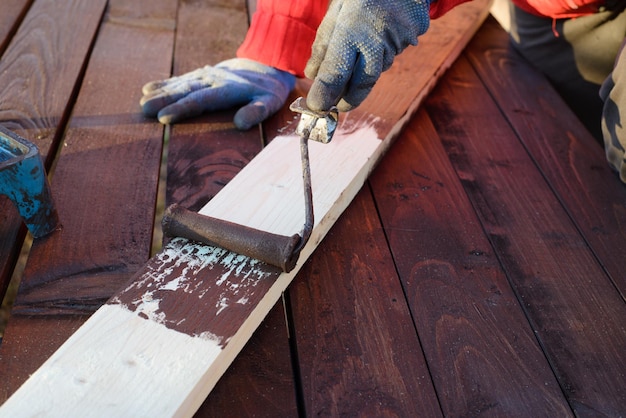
[305,0,431,112]
[140,58,296,130]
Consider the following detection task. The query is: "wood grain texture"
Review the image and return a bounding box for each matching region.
[464,19,626,299]
[163,2,298,415]
[165,0,260,213]
[0,0,177,401]
[0,203,24,304]
[0,1,492,415]
[0,0,107,152]
[426,38,626,416]
[196,304,297,417]
[370,108,571,416]
[0,0,107,313]
[289,187,443,417]
[0,0,32,56]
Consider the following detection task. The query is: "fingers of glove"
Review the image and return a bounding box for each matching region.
[140,89,187,118]
[338,52,383,111]
[306,42,358,112]
[156,101,203,125]
[304,0,343,80]
[141,66,214,95]
[233,93,284,130]
[154,86,252,124]
[142,80,167,96]
[307,78,345,112]
[140,82,207,118]
[140,74,225,117]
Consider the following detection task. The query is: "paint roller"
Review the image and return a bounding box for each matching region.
[161,98,339,273]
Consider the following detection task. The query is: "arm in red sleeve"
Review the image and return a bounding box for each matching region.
[429,0,604,20]
[511,0,606,19]
[240,0,601,77]
[429,0,473,18]
[237,0,330,78]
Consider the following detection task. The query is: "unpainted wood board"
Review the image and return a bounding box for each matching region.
[464,18,626,299]
[370,107,572,416]
[0,0,107,316]
[164,1,298,414]
[426,51,626,416]
[0,1,491,415]
[0,0,178,401]
[289,186,443,417]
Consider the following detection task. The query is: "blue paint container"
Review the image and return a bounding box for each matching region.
[0,126,60,238]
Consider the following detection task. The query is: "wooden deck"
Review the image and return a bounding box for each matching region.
[1,0,625,416]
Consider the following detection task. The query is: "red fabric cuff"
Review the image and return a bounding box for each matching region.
[237,10,318,78]
[512,0,604,19]
[429,0,473,19]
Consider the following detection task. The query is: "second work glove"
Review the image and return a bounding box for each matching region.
[305,0,431,112]
[140,58,296,130]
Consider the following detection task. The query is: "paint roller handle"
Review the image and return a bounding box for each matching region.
[162,204,303,273]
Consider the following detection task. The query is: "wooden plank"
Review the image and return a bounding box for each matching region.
[0,0,177,400]
[165,0,260,213]
[370,106,571,416]
[0,1,491,416]
[0,203,24,304]
[0,0,32,56]
[163,1,298,415]
[0,0,107,317]
[195,304,297,417]
[425,26,626,415]
[464,18,626,298]
[288,186,443,416]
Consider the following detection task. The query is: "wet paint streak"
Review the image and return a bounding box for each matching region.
[110,237,281,343]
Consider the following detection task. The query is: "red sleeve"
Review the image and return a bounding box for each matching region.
[240,0,596,76]
[429,0,473,19]
[429,0,603,19]
[237,0,330,77]
[511,0,605,18]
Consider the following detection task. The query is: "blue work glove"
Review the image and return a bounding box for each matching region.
[305,0,431,112]
[140,58,296,130]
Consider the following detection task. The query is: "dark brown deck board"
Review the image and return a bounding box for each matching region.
[196,304,297,417]
[289,186,442,417]
[0,0,32,56]
[425,23,626,414]
[464,19,626,299]
[0,0,107,309]
[0,0,176,398]
[370,107,572,416]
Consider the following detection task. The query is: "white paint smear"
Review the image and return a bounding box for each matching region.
[111,238,276,324]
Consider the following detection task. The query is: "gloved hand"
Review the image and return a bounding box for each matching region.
[140,58,296,130]
[305,0,431,112]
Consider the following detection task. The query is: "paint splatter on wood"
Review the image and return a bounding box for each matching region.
[111,237,281,345]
